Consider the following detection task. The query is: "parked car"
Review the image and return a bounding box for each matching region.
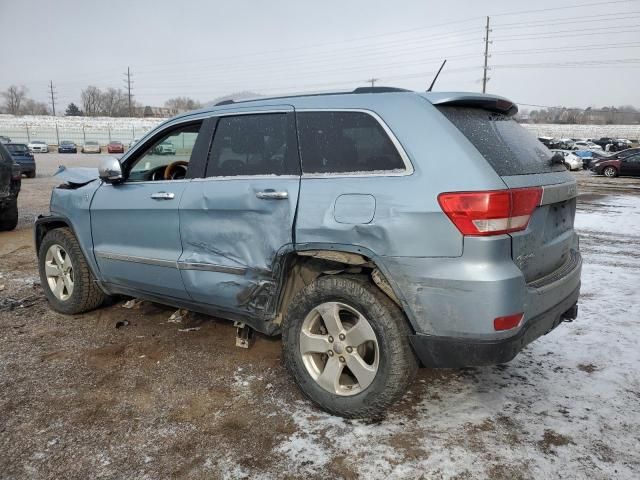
[5,143,36,178]
[0,142,21,230]
[550,149,582,170]
[129,138,140,148]
[58,140,78,154]
[557,138,578,150]
[34,89,581,418]
[591,150,640,177]
[28,140,49,153]
[0,135,11,144]
[81,141,101,154]
[107,141,125,154]
[573,140,602,151]
[153,140,176,155]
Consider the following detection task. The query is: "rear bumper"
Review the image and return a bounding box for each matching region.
[409,285,580,367]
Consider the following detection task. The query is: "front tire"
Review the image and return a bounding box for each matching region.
[282,275,418,418]
[0,198,18,231]
[603,166,618,177]
[38,228,108,314]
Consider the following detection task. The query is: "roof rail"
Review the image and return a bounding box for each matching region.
[352,86,411,94]
[215,99,235,106]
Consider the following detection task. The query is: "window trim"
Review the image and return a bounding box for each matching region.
[296,108,414,178]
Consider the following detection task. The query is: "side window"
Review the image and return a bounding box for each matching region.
[126,122,202,182]
[297,111,406,174]
[206,113,299,177]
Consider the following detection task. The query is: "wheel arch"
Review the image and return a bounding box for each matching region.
[272,245,415,333]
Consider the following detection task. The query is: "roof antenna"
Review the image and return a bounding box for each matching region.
[427,59,447,92]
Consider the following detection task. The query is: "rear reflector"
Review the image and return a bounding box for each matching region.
[494,313,524,331]
[438,187,542,236]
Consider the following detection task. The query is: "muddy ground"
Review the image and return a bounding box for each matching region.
[1,154,639,479]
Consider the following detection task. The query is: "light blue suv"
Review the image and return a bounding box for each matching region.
[35,88,581,417]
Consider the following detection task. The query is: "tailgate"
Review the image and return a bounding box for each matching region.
[436,105,578,284]
[502,174,578,283]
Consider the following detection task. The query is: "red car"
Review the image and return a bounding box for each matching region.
[107,141,125,154]
[591,150,640,177]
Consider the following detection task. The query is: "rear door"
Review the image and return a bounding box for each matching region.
[620,153,640,176]
[178,107,301,316]
[437,106,577,283]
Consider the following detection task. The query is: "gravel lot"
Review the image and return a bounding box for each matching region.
[1,153,639,479]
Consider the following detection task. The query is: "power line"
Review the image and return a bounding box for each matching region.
[488,0,640,17]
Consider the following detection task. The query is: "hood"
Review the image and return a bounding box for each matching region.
[54,165,100,186]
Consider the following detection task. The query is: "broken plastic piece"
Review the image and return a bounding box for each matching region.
[234,321,253,348]
[122,298,143,309]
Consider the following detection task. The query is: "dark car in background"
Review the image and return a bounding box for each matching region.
[58,141,78,153]
[0,142,21,230]
[0,136,11,144]
[574,149,611,169]
[107,141,125,154]
[5,143,36,178]
[591,150,640,177]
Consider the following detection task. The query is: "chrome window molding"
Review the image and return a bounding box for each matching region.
[296,108,415,178]
[192,174,299,182]
[95,251,246,275]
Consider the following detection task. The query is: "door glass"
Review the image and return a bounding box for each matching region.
[206,113,299,177]
[127,122,202,182]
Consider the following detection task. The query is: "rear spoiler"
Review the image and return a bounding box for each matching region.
[422,92,518,117]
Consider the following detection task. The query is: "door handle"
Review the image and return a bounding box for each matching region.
[255,189,288,200]
[150,192,175,200]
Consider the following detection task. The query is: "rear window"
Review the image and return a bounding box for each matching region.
[297,111,406,174]
[437,106,565,176]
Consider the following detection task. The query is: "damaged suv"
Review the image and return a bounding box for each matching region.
[35,88,581,417]
[0,142,21,231]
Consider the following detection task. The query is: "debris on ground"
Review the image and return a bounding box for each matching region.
[122,299,144,309]
[177,327,201,333]
[115,320,130,329]
[0,294,40,311]
[168,308,189,323]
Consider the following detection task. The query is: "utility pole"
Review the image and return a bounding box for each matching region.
[368,78,378,87]
[124,67,133,117]
[49,80,57,116]
[482,16,491,94]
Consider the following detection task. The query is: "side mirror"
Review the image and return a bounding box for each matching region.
[98,157,123,183]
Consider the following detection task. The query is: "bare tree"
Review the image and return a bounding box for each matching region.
[101,88,127,116]
[81,86,103,116]
[164,97,202,114]
[1,85,28,115]
[21,98,49,115]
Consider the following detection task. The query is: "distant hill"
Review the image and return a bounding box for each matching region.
[207,91,263,106]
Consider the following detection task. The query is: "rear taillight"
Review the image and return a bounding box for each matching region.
[438,187,542,236]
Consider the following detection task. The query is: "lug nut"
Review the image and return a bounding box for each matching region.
[327,350,334,356]
[328,336,334,343]
[339,356,345,363]
[339,333,346,341]
[346,346,353,353]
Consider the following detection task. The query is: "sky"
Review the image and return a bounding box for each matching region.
[1,0,639,110]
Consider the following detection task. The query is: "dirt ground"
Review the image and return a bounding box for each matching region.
[1,153,639,479]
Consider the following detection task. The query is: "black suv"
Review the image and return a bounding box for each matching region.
[0,142,21,230]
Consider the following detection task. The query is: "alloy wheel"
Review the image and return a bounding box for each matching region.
[299,301,379,396]
[44,244,74,301]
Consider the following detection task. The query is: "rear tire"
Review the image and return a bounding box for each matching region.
[27,170,36,179]
[38,228,108,314]
[0,198,18,231]
[282,275,418,418]
[603,166,618,177]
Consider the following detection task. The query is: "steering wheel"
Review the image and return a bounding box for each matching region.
[164,160,189,180]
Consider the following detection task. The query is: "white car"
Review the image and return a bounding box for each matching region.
[153,141,176,155]
[550,149,582,171]
[28,140,49,153]
[574,141,603,151]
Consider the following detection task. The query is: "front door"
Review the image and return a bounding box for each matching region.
[90,120,211,299]
[620,153,640,176]
[178,108,301,316]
